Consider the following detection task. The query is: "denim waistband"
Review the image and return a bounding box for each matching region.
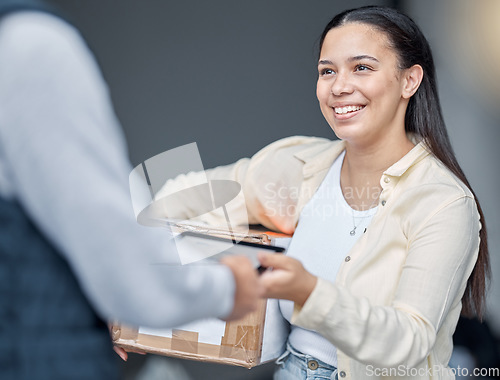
[276,342,338,380]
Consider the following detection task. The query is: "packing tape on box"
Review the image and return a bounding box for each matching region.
[113,300,267,368]
[113,325,262,367]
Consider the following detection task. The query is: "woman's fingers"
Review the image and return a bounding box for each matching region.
[258,254,317,306]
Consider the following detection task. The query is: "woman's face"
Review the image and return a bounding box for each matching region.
[317,23,409,148]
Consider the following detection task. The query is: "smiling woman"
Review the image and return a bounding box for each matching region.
[316,23,420,157]
[157,5,489,380]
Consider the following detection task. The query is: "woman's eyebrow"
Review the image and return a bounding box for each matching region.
[348,55,379,63]
[318,55,380,66]
[318,59,333,65]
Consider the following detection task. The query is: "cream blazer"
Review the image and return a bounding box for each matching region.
[157,136,480,379]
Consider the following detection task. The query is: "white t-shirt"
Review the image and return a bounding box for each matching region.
[279,150,377,367]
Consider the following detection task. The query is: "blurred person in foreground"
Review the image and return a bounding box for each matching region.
[0,1,260,379]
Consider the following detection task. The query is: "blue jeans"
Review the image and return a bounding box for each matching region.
[274,343,338,380]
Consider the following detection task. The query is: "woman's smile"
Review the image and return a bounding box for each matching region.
[331,104,366,120]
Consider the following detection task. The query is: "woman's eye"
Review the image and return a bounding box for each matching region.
[355,64,371,72]
[320,68,335,76]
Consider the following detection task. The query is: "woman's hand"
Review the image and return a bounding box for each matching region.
[258,253,317,307]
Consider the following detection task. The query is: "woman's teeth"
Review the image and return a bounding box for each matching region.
[334,105,364,114]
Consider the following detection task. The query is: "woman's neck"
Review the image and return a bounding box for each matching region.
[340,136,415,210]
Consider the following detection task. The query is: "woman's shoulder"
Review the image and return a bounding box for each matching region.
[417,153,475,200]
[396,152,480,240]
[392,142,474,201]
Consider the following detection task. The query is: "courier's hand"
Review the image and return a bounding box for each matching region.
[221,256,262,321]
[113,345,129,361]
[108,324,145,361]
[112,345,147,361]
[258,253,317,307]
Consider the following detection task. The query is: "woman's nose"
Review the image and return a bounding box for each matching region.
[330,72,354,96]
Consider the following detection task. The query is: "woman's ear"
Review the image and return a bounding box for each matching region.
[402,64,424,99]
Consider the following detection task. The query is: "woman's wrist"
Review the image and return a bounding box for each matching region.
[294,273,318,307]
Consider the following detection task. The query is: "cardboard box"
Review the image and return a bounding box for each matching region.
[112,227,291,368]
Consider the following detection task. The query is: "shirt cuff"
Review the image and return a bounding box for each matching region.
[291,277,338,330]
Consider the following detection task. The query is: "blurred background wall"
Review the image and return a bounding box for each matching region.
[46,0,500,378]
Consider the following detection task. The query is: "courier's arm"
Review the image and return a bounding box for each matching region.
[0,12,236,328]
